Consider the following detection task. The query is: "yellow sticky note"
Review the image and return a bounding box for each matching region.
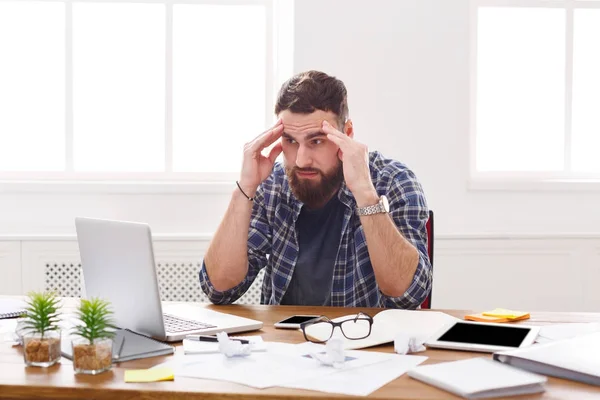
[465,313,511,323]
[482,308,529,320]
[124,367,174,383]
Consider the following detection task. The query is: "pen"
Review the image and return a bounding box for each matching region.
[185,334,250,344]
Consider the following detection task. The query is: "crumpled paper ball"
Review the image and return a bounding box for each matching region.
[394,333,426,355]
[311,337,346,368]
[216,331,253,357]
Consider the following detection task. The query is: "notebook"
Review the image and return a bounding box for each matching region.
[62,328,174,362]
[303,309,459,350]
[407,357,547,399]
[0,299,26,319]
[494,331,600,386]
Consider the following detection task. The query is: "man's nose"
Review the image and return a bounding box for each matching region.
[295,145,313,168]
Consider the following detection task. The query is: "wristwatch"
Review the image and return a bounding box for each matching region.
[356,195,389,216]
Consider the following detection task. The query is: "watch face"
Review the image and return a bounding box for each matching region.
[381,195,389,212]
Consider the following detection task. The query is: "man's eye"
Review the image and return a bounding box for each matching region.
[285,138,297,144]
[312,139,323,145]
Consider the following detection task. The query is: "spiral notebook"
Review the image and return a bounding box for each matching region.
[0,299,26,319]
[62,328,175,362]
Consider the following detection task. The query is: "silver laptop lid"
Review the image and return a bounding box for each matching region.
[75,217,167,339]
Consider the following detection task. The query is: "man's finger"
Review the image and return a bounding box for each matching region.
[268,117,283,132]
[267,142,283,164]
[252,124,284,151]
[326,132,350,153]
[250,118,283,147]
[256,124,284,150]
[322,120,349,140]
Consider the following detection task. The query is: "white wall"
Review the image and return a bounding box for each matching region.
[2,0,599,310]
[1,0,599,237]
[294,0,600,235]
[0,192,230,236]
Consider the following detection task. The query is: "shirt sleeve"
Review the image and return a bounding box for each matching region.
[378,170,432,309]
[198,188,272,305]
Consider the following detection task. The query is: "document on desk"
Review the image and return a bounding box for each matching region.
[280,343,427,396]
[0,319,18,344]
[157,342,397,389]
[536,322,600,344]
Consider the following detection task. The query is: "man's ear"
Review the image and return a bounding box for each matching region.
[344,119,354,139]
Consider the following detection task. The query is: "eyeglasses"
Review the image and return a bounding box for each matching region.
[300,312,374,343]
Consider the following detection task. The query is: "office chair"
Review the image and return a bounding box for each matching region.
[420,210,434,309]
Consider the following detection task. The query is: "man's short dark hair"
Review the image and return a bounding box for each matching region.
[275,70,349,127]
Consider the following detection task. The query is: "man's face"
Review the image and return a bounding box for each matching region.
[278,109,351,208]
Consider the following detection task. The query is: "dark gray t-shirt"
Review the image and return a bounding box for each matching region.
[280,195,345,306]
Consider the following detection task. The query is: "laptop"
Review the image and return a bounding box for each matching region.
[75,217,263,342]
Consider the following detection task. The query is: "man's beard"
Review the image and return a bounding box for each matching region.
[285,160,344,209]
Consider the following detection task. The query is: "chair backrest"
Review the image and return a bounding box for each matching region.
[420,210,434,309]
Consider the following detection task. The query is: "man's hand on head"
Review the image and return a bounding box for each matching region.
[322,120,378,207]
[238,119,284,197]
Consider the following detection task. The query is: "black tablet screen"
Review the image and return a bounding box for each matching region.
[437,322,530,347]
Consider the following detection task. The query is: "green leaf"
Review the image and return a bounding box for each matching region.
[22,291,61,338]
[74,297,116,344]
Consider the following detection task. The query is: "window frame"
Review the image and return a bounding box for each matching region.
[0,0,293,193]
[469,0,600,190]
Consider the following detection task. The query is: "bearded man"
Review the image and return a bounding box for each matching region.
[200,70,432,309]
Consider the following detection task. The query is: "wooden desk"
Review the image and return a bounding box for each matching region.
[1,299,599,399]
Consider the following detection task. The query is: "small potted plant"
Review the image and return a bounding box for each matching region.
[22,291,62,367]
[71,297,116,375]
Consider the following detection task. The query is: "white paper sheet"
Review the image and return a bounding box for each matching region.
[0,319,18,344]
[156,342,397,389]
[280,353,427,396]
[536,322,600,344]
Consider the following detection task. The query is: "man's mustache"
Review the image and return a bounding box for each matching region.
[294,167,321,174]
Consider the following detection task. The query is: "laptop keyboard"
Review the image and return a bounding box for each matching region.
[163,313,217,333]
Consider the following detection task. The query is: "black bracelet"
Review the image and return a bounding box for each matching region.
[236,181,254,201]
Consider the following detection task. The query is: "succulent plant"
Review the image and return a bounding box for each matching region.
[22,291,61,339]
[73,298,117,345]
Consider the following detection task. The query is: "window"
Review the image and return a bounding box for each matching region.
[472,0,600,181]
[0,0,292,182]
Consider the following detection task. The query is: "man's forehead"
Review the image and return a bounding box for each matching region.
[282,122,328,141]
[279,110,337,126]
[283,121,323,135]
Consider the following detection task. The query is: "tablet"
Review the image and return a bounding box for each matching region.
[425,320,540,353]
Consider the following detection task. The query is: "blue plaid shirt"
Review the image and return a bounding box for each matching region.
[199,151,432,309]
